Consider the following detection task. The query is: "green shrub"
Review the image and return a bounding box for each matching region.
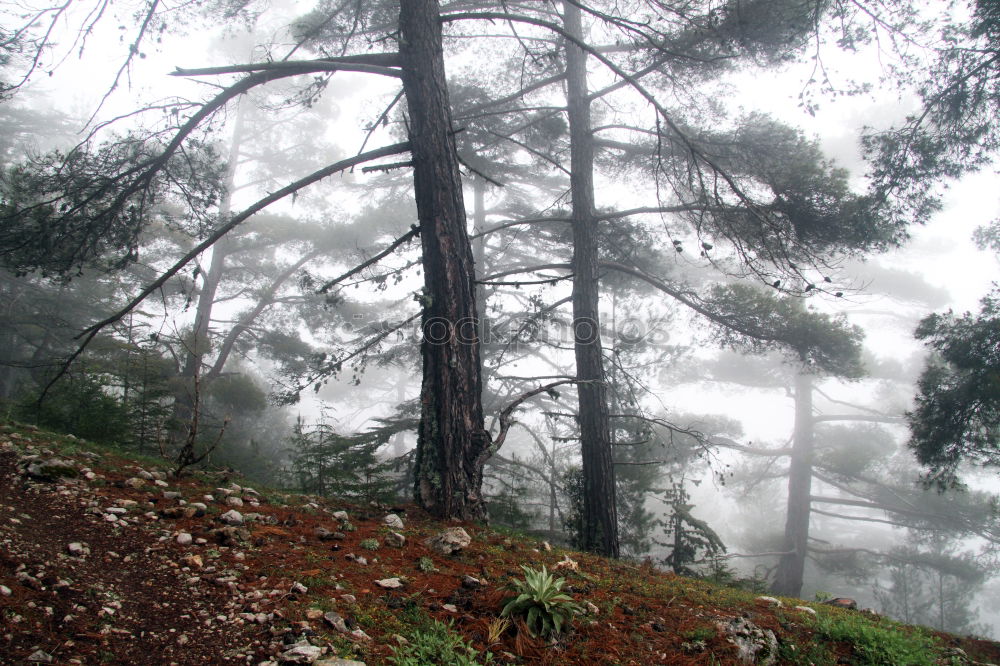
[500,565,581,638]
[388,620,492,665]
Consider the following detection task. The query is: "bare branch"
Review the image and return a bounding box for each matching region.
[41,141,411,400]
[318,225,421,294]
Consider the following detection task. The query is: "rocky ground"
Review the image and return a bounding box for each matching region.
[1,423,999,665]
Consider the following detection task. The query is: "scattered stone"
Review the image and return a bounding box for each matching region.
[540,541,552,552]
[0,585,11,597]
[755,596,783,608]
[25,458,78,481]
[442,604,458,613]
[384,532,406,548]
[291,582,308,595]
[375,577,403,589]
[340,594,356,604]
[176,532,193,546]
[181,554,203,569]
[349,629,371,642]
[461,575,481,589]
[716,616,777,666]
[383,513,404,529]
[124,477,146,489]
[163,491,182,500]
[332,511,349,522]
[213,526,250,546]
[305,609,324,621]
[584,601,600,615]
[323,612,349,633]
[315,659,366,666]
[67,542,90,557]
[794,606,817,616]
[423,527,471,556]
[226,496,244,508]
[279,641,323,663]
[219,509,244,526]
[26,649,54,663]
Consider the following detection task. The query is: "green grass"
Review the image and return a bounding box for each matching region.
[387,619,493,666]
[812,613,941,665]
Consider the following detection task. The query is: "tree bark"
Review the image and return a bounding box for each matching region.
[400,0,491,521]
[564,0,619,557]
[772,371,814,596]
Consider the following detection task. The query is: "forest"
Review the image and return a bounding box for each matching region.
[1,0,999,646]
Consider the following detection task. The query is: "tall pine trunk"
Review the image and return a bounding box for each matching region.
[564,1,619,557]
[400,0,491,521]
[772,371,814,596]
[172,102,246,433]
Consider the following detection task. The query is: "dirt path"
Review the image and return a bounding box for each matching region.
[0,442,270,665]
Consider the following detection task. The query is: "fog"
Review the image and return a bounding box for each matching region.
[1,0,998,640]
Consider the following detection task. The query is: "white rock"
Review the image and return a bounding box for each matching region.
[176,532,193,546]
[423,527,471,555]
[332,511,349,522]
[0,585,11,596]
[375,577,403,589]
[226,496,244,508]
[383,514,404,529]
[755,596,783,608]
[219,510,244,526]
[67,542,90,557]
[794,605,817,615]
[279,642,323,663]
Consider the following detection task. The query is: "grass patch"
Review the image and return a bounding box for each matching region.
[813,613,941,666]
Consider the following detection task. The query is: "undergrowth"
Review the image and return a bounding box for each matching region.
[387,619,493,665]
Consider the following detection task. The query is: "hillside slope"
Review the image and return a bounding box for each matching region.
[1,422,998,665]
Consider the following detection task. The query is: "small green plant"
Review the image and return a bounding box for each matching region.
[388,619,492,665]
[417,556,437,573]
[815,614,940,666]
[682,625,716,642]
[500,565,582,638]
[359,538,380,551]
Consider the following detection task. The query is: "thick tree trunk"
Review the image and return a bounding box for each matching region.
[400,0,491,521]
[564,1,619,557]
[772,371,814,597]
